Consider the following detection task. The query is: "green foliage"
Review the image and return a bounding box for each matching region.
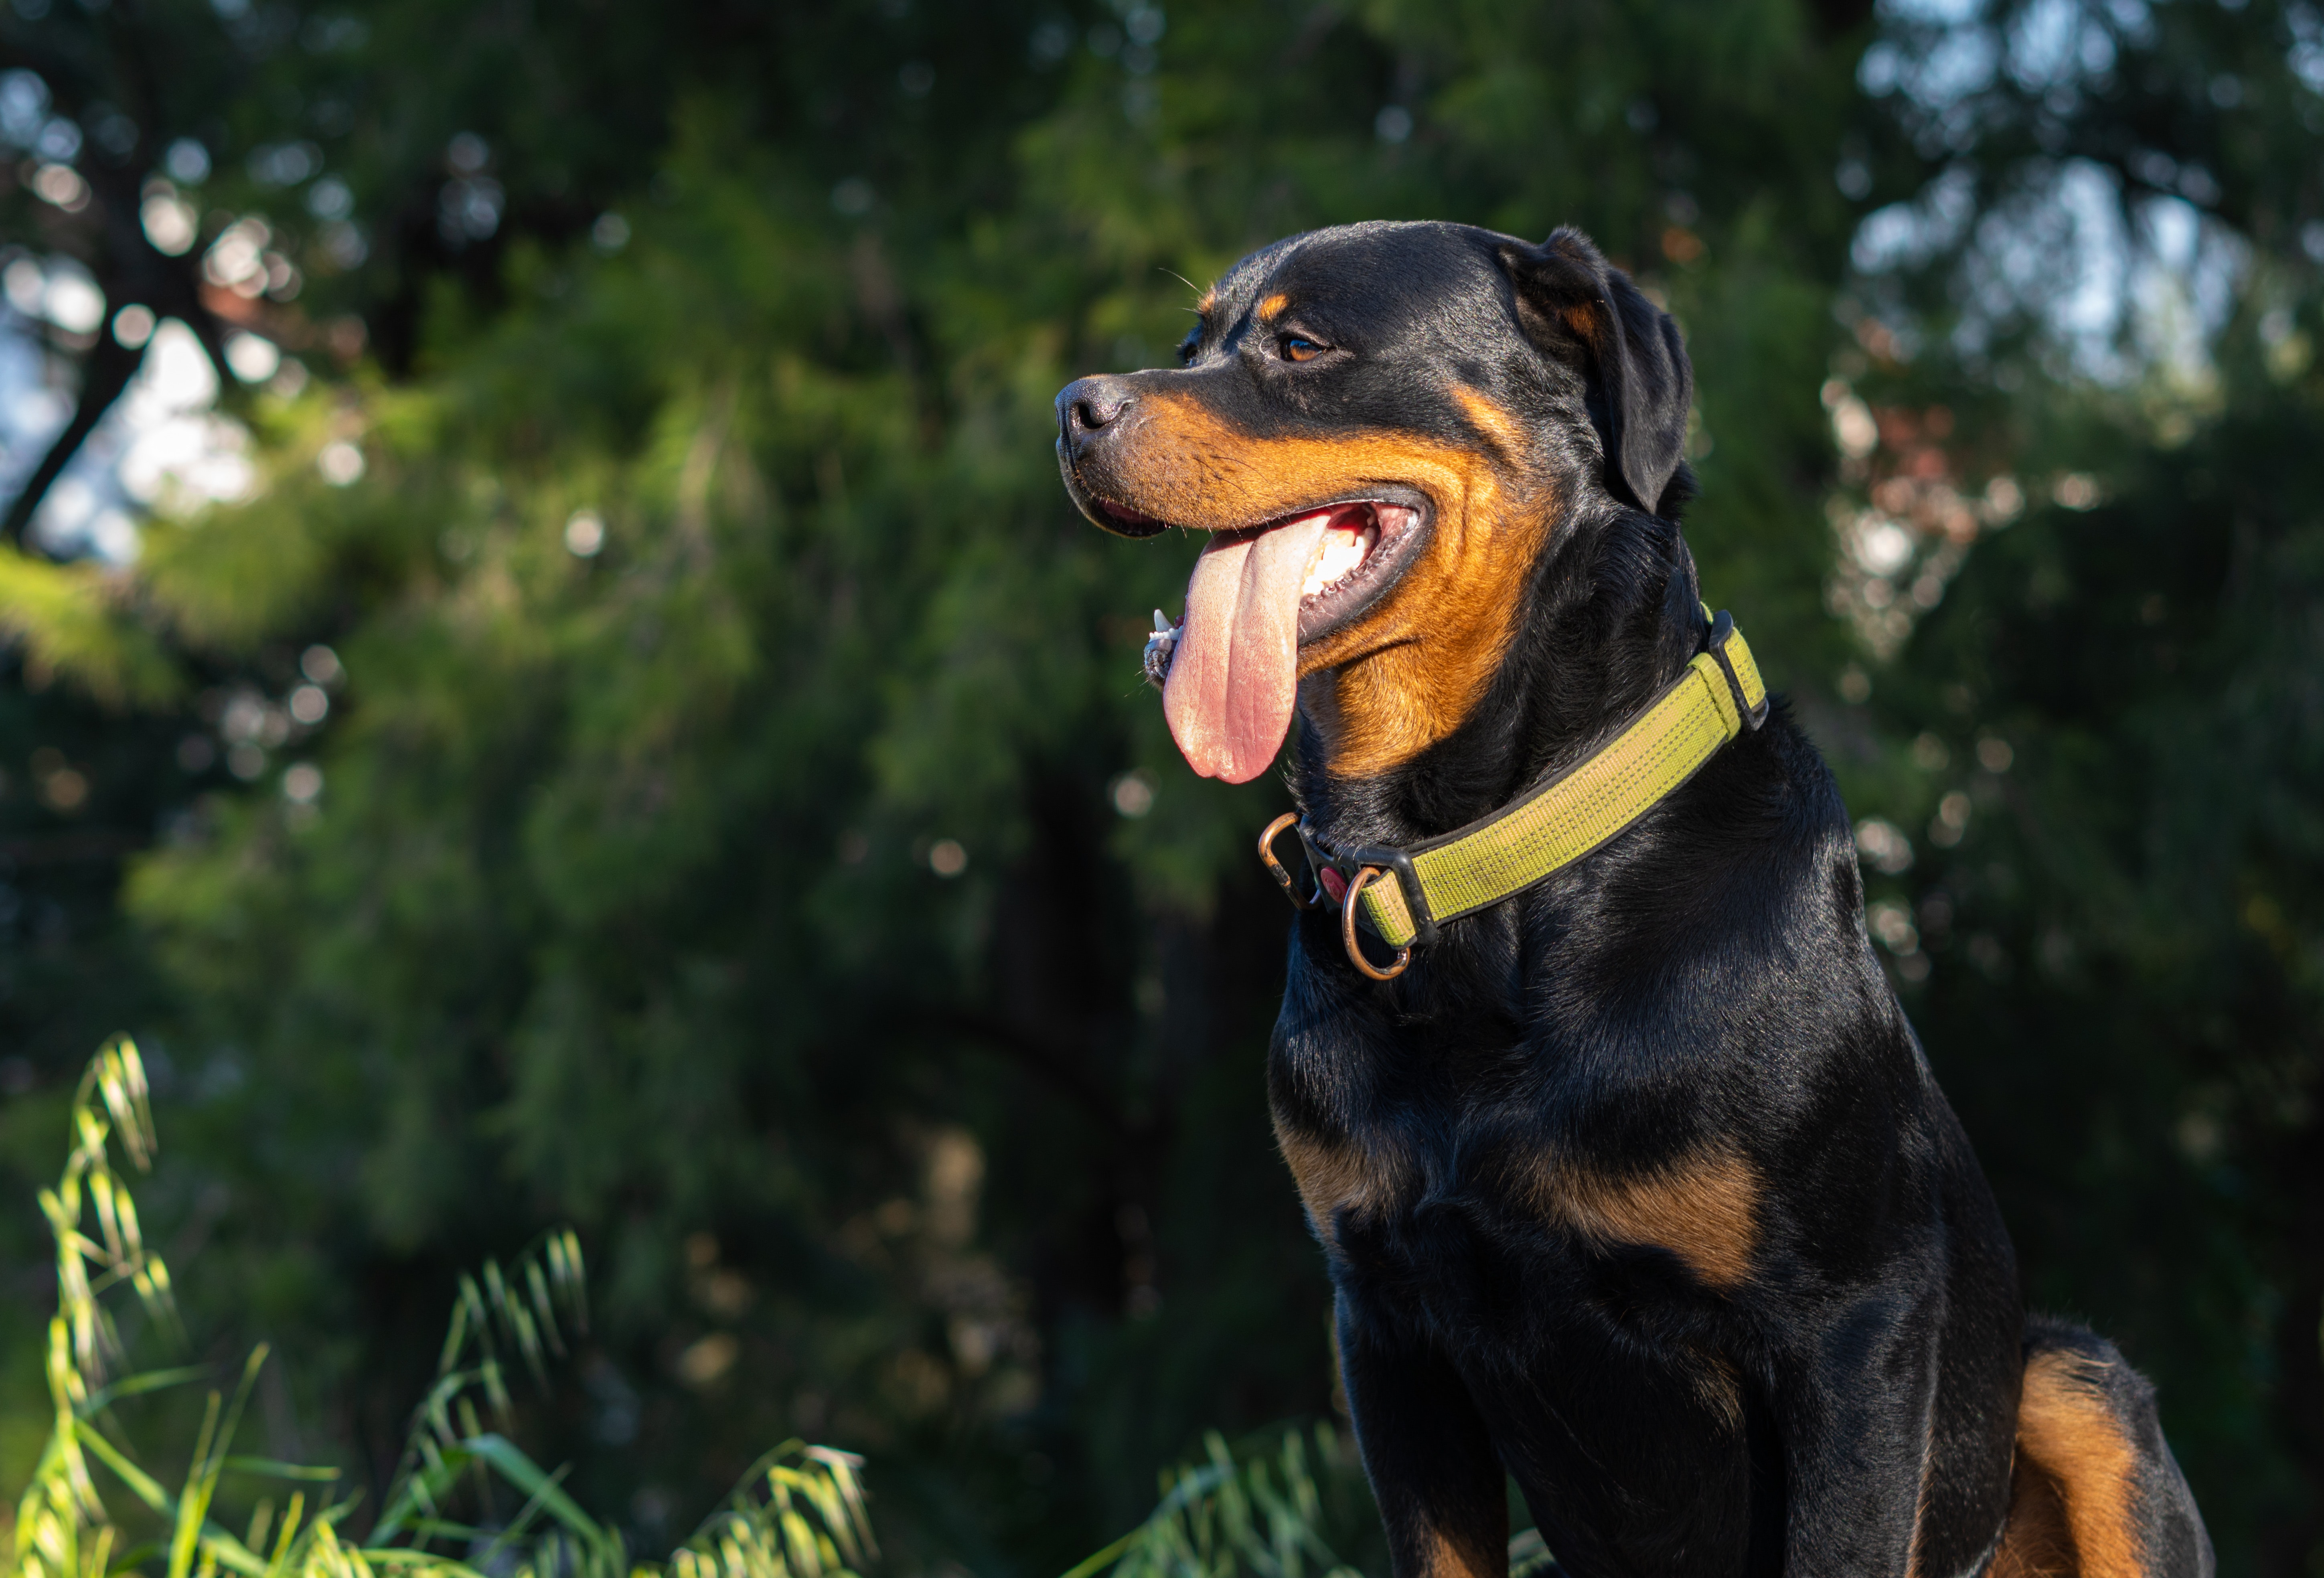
[1061,1426,1376,1578]
[9,1041,876,1578]
[0,550,178,710]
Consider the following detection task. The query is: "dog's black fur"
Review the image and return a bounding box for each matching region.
[1056,222,2211,1578]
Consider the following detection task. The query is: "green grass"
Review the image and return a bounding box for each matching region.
[6,1039,873,1578]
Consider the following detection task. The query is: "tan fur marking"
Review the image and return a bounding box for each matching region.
[1273,1121,1382,1251]
[1693,1351,1744,1433]
[1197,288,1216,314]
[1257,292,1290,320]
[1988,1351,2144,1578]
[1086,389,1552,776]
[1530,1147,1761,1288]
[1988,1460,2076,1578]
[1451,386,1529,459]
[1419,1527,1503,1578]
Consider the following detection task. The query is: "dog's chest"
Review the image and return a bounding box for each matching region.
[1271,928,1771,1317]
[1272,1085,1764,1311]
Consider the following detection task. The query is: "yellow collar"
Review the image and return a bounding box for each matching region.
[1259,608,1768,980]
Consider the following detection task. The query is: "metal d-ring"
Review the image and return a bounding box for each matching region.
[1257,812,1318,910]
[1341,867,1413,981]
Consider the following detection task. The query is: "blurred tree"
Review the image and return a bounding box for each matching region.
[0,0,2316,1574]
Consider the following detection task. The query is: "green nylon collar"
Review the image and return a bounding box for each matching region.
[1259,608,1768,978]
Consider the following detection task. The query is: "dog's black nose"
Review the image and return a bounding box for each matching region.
[1057,375,1134,447]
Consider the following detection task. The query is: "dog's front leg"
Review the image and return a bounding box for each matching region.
[1773,1290,1945,1578]
[1337,1296,1509,1578]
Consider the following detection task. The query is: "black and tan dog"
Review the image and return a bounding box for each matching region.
[1054,223,2211,1578]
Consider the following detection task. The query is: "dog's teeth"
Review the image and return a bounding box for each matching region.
[1153,608,1172,631]
[1302,524,1378,597]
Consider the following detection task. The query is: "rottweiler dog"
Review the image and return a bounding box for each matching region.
[1054,223,2212,1578]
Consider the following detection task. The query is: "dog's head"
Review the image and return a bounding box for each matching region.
[1056,221,1692,784]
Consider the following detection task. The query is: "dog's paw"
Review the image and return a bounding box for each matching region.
[1142,609,1178,689]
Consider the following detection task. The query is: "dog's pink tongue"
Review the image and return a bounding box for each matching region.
[1163,512,1331,783]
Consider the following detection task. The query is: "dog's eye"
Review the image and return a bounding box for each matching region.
[1279,334,1326,363]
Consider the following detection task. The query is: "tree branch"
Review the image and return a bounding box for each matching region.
[1,0,234,553]
[0,329,146,550]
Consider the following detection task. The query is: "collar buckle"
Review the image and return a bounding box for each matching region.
[1256,813,1320,910]
[1258,814,1439,971]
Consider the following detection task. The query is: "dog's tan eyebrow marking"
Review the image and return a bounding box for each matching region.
[1197,286,1217,313]
[1530,1146,1763,1288]
[1453,387,1528,459]
[1257,292,1291,320]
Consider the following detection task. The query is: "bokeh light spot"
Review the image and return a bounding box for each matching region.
[318,440,365,486]
[163,137,210,183]
[40,263,104,332]
[306,176,354,220]
[1855,817,1914,874]
[112,304,156,348]
[564,510,606,556]
[225,333,281,382]
[1109,770,1155,818]
[31,162,89,211]
[139,186,198,255]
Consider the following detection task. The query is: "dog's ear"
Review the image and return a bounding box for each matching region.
[1499,227,1693,516]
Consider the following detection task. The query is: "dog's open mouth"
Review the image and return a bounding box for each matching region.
[1150,497,1427,784]
[1291,500,1423,639]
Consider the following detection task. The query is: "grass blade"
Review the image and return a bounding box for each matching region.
[70,1418,172,1514]
[219,1458,344,1483]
